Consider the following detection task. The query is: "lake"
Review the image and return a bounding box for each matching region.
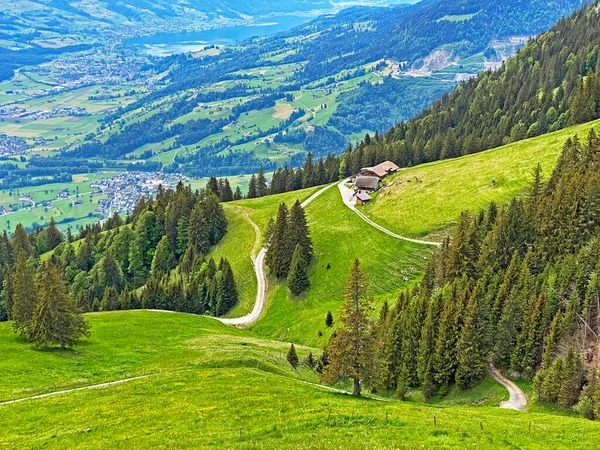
[127,14,314,56]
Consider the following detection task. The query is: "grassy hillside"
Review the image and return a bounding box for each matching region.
[1,312,599,449]
[252,186,431,347]
[0,311,317,402]
[363,119,600,240]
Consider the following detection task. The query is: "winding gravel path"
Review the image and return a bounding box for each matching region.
[216,182,337,328]
[488,362,528,411]
[337,180,441,247]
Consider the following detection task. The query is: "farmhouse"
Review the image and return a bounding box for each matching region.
[354,175,380,193]
[360,161,399,179]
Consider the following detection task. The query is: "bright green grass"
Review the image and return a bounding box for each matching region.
[250,186,431,347]
[2,363,599,448]
[207,205,258,317]
[0,311,318,402]
[363,119,600,240]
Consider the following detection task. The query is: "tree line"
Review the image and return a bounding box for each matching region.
[1,182,238,348]
[321,130,600,421]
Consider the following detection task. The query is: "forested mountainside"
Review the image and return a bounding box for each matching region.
[280,0,581,83]
[0,183,239,322]
[357,130,600,415]
[344,0,600,170]
[56,0,581,180]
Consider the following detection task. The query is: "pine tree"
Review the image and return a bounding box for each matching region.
[151,236,172,277]
[10,251,37,337]
[45,217,63,251]
[188,204,210,255]
[100,286,120,311]
[233,186,243,201]
[325,310,333,327]
[29,260,89,350]
[455,287,488,389]
[417,292,442,400]
[176,216,189,258]
[247,175,257,199]
[128,235,147,288]
[321,259,383,396]
[11,224,33,257]
[288,244,310,295]
[287,200,313,264]
[266,203,292,278]
[287,343,299,369]
[257,166,268,197]
[559,346,584,408]
[304,352,315,368]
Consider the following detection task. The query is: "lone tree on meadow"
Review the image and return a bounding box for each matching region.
[325,311,333,327]
[287,343,299,369]
[29,259,90,350]
[320,259,383,396]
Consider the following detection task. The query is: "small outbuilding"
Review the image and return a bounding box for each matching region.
[354,192,372,205]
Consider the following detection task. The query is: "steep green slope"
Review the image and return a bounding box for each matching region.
[251,186,431,347]
[2,311,600,449]
[362,119,600,239]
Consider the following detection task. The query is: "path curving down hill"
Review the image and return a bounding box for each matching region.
[488,362,528,411]
[337,180,441,247]
[216,182,337,328]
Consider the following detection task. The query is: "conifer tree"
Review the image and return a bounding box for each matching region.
[128,236,147,287]
[433,287,459,395]
[325,310,333,327]
[247,175,257,199]
[257,166,268,197]
[233,186,243,201]
[151,236,172,277]
[266,203,291,277]
[188,204,210,255]
[10,251,37,337]
[11,224,33,257]
[321,259,383,396]
[288,244,310,295]
[29,260,89,350]
[100,286,120,311]
[456,287,488,389]
[176,216,189,258]
[287,343,299,369]
[417,292,442,400]
[287,200,313,264]
[45,217,63,251]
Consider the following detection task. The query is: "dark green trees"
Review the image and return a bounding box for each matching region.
[266,201,313,294]
[29,260,89,350]
[288,245,310,296]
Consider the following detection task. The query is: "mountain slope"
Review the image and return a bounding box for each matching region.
[350,0,600,169]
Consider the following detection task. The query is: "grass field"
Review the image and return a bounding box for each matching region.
[363,119,600,240]
[1,311,599,449]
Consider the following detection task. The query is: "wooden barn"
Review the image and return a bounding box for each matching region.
[359,161,399,179]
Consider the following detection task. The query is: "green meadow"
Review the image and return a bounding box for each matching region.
[363,119,600,240]
[1,311,599,449]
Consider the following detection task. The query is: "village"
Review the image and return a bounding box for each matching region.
[91,171,190,217]
[0,134,27,156]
